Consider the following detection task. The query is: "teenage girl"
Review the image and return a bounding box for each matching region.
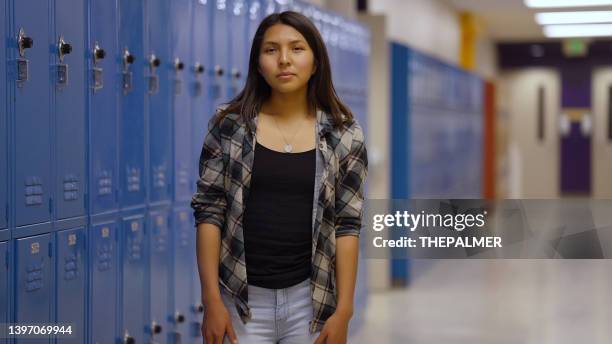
[192,11,368,344]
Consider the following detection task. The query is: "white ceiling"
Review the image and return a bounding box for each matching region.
[442,0,612,41]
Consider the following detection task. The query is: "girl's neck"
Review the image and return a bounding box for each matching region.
[261,88,313,121]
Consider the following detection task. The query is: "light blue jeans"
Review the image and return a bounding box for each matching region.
[221,278,321,344]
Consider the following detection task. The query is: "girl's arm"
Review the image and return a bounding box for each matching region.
[196,223,223,305]
[335,235,359,317]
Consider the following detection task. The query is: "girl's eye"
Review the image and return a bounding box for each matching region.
[293,46,305,51]
[264,47,276,53]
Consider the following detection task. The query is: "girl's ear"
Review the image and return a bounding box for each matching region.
[311,63,317,75]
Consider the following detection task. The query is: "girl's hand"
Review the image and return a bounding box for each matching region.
[313,311,352,344]
[202,298,239,344]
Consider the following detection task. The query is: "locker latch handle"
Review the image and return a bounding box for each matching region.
[214,65,224,77]
[58,36,72,62]
[93,43,106,64]
[175,312,185,324]
[18,28,33,57]
[174,58,184,71]
[194,63,205,75]
[151,321,162,335]
[123,48,135,69]
[149,54,160,70]
[231,67,241,80]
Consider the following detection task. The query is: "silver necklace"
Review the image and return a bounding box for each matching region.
[272,115,307,153]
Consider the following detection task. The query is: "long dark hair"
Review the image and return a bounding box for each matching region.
[213,11,353,129]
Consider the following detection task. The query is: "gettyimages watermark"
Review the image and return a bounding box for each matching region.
[362,199,612,259]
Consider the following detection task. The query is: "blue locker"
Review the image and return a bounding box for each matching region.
[118,0,147,208]
[0,241,8,344]
[147,209,170,343]
[147,0,172,205]
[88,221,118,344]
[55,228,85,344]
[0,1,6,231]
[229,0,248,98]
[55,0,87,220]
[247,0,262,55]
[171,0,193,203]
[88,0,119,215]
[192,0,212,195]
[211,0,230,110]
[171,209,195,342]
[120,215,146,343]
[12,0,52,227]
[14,233,53,343]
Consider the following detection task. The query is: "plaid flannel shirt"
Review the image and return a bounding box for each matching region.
[191,108,368,334]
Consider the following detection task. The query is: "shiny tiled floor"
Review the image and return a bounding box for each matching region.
[350,260,612,344]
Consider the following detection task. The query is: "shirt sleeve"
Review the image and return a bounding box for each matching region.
[335,122,368,238]
[191,116,228,230]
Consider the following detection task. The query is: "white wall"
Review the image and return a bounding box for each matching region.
[591,68,612,198]
[369,0,461,66]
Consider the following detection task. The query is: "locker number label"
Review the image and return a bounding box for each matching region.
[131,221,139,232]
[101,227,110,238]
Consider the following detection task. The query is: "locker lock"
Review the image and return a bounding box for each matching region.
[123,48,135,67]
[58,36,72,62]
[195,303,204,313]
[231,68,241,79]
[175,312,185,324]
[124,335,135,344]
[194,63,205,75]
[149,54,160,69]
[174,58,184,71]
[18,28,33,57]
[152,322,162,335]
[214,65,224,77]
[93,43,106,63]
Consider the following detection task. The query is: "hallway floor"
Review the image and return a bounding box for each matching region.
[350,260,612,344]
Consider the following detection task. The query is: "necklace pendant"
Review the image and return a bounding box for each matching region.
[284,144,293,153]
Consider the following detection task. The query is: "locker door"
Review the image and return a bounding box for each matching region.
[148,210,170,343]
[171,209,194,342]
[14,233,53,343]
[89,0,119,215]
[228,0,248,97]
[89,221,118,344]
[120,216,146,343]
[118,0,146,208]
[13,0,52,227]
[56,228,85,344]
[55,0,86,220]
[192,0,212,195]
[0,2,7,230]
[211,0,230,110]
[0,241,8,344]
[147,0,172,204]
[171,0,193,203]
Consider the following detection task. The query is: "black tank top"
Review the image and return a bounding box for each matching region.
[243,141,316,289]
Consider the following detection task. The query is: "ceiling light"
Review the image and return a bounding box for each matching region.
[526,0,612,8]
[536,11,612,24]
[544,23,612,37]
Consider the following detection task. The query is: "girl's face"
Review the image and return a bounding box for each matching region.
[258,23,316,95]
